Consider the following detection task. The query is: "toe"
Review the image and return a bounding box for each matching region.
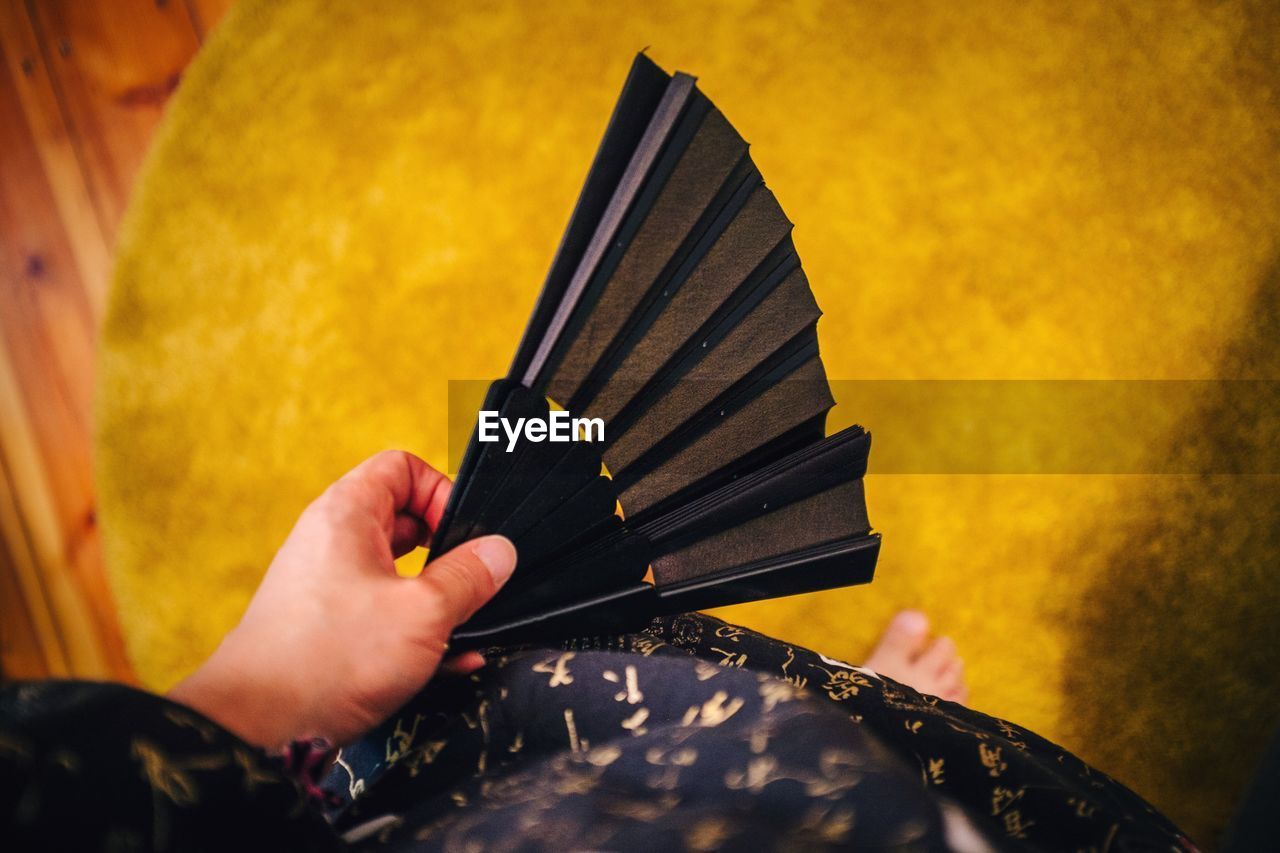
[918,635,957,674]
[938,657,966,700]
[877,610,931,657]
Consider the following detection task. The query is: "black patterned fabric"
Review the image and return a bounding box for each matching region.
[0,680,339,852]
[1,614,1193,851]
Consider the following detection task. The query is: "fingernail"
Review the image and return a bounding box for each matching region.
[472,536,517,587]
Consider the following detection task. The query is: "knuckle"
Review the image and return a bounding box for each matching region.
[372,448,409,470]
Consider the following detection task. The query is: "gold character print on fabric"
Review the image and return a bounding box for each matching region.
[779,646,808,689]
[709,646,748,667]
[1003,812,1036,840]
[621,708,650,736]
[386,713,424,765]
[693,660,722,681]
[384,712,448,778]
[810,748,869,798]
[812,664,874,701]
[980,743,1008,777]
[231,747,281,794]
[757,677,800,712]
[597,792,681,822]
[645,743,699,790]
[946,719,993,741]
[461,698,491,736]
[125,736,293,853]
[332,751,366,799]
[547,751,607,797]
[131,739,202,806]
[474,770,554,812]
[796,802,857,844]
[406,740,448,779]
[996,719,1029,751]
[564,708,587,753]
[533,652,576,686]
[630,635,667,657]
[927,757,946,785]
[723,754,783,793]
[602,665,644,704]
[161,708,218,743]
[681,690,745,727]
[685,816,733,852]
[1067,796,1097,819]
[584,744,622,767]
[475,699,492,774]
[710,626,748,667]
[714,625,745,642]
[991,786,1025,817]
[725,747,865,800]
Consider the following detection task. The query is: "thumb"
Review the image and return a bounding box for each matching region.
[419,535,517,628]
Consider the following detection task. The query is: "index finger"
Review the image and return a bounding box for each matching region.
[334,450,453,533]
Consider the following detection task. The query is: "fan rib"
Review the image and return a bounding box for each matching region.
[653,534,880,614]
[611,329,825,489]
[508,55,671,382]
[491,441,603,540]
[545,108,747,408]
[603,268,819,476]
[637,425,870,548]
[584,183,794,424]
[618,356,833,515]
[652,479,869,584]
[601,238,806,456]
[523,73,698,390]
[553,130,758,412]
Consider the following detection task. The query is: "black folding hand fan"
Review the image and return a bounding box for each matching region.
[429,54,880,649]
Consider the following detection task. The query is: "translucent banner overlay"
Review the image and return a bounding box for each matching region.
[447,379,1280,475]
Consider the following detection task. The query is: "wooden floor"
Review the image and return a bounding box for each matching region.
[0,0,234,682]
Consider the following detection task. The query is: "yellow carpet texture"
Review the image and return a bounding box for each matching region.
[96,0,1280,845]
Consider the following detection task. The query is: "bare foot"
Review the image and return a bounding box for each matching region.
[864,610,969,703]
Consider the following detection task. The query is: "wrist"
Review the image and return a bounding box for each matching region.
[168,636,308,749]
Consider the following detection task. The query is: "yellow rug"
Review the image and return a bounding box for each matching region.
[97,0,1280,844]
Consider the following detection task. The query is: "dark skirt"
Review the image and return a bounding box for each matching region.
[328,614,1192,851]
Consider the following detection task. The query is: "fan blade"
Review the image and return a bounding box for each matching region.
[638,425,871,556]
[524,72,699,390]
[559,181,794,427]
[545,108,753,407]
[508,54,671,384]
[601,243,810,461]
[511,475,620,566]
[617,355,834,516]
[651,479,870,585]
[654,535,880,614]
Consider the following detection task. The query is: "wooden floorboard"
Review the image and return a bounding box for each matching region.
[0,0,235,682]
